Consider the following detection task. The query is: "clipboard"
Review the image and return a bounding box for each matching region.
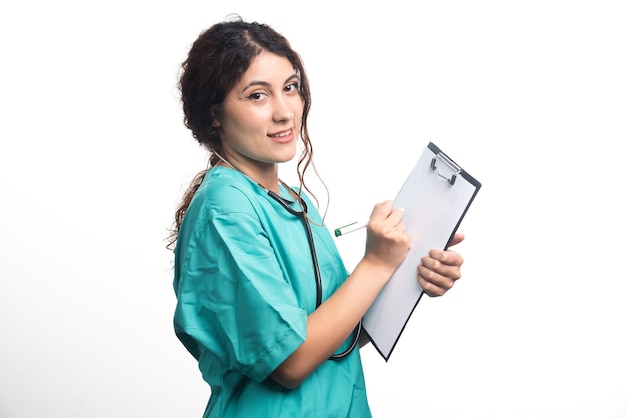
[362,142,481,361]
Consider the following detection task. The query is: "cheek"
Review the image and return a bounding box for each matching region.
[294,102,305,128]
[223,110,266,136]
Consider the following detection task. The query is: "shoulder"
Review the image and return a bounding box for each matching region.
[177,168,260,243]
[175,168,267,268]
[193,167,259,216]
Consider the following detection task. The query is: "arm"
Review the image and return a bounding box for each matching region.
[271,208,467,389]
[271,200,410,388]
[355,233,464,349]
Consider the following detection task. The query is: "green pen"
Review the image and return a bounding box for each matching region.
[334,220,367,237]
[334,208,404,237]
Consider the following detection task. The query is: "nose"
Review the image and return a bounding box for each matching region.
[272,95,294,123]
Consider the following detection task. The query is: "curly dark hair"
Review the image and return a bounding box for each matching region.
[167,16,320,251]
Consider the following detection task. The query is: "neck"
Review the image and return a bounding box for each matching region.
[213,151,280,194]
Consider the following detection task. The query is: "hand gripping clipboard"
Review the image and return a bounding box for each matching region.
[362,142,482,361]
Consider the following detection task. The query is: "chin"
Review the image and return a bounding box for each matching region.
[276,148,298,163]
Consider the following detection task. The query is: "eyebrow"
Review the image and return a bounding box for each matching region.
[240,73,300,93]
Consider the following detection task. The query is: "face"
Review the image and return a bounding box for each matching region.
[215,50,304,176]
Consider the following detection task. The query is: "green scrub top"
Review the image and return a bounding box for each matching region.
[173,167,371,418]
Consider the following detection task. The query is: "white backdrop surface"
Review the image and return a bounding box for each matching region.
[1,1,625,417]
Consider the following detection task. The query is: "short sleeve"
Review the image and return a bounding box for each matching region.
[174,184,308,383]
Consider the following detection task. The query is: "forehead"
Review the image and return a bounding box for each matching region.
[236,51,296,87]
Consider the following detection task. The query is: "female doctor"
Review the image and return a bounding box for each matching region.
[167,16,465,418]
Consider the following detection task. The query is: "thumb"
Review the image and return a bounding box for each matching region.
[447,233,465,248]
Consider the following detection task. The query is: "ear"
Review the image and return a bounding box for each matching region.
[211,106,221,128]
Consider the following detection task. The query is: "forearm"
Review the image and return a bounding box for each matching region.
[306,258,391,357]
[271,257,394,388]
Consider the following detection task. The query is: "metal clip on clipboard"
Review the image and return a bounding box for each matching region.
[430,152,462,185]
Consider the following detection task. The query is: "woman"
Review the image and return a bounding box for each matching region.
[167,16,465,418]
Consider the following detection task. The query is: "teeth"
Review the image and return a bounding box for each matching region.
[271,130,290,138]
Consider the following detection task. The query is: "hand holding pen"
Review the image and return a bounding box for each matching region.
[335,204,464,298]
[335,207,404,237]
[339,202,410,276]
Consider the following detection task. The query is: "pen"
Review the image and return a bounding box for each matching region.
[334,220,367,237]
[334,208,405,238]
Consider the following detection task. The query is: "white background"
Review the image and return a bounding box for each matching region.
[1,1,625,417]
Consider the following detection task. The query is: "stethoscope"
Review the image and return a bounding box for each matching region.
[267,188,361,360]
[214,153,361,360]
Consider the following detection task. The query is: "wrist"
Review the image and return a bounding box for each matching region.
[354,256,397,286]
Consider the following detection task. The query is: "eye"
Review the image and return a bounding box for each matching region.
[247,92,268,101]
[285,82,300,93]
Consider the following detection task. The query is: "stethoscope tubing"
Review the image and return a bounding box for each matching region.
[267,190,361,360]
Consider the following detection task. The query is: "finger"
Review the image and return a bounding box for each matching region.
[369,203,405,232]
[421,255,463,282]
[417,267,455,297]
[447,232,465,248]
[385,207,405,227]
[427,248,464,268]
[418,257,461,283]
[368,200,395,221]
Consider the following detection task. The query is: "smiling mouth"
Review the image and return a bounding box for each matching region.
[269,129,292,138]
